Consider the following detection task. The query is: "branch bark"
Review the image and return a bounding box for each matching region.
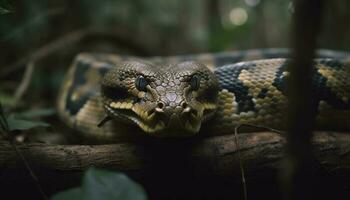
[1,131,349,199]
[0,132,349,177]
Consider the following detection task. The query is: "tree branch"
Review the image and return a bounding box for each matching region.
[0,28,154,78]
[0,131,349,178]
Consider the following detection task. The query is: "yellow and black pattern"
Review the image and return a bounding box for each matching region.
[212,59,287,133]
[210,58,350,134]
[57,49,350,142]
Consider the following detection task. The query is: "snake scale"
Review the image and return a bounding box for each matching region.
[57,49,350,142]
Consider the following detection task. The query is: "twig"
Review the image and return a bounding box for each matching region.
[235,123,284,135]
[0,28,154,78]
[13,61,35,106]
[0,103,9,135]
[232,123,284,200]
[234,126,247,200]
[10,141,49,200]
[232,123,285,200]
[2,7,65,42]
[0,102,48,200]
[0,29,87,78]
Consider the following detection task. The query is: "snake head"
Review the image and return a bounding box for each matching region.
[100,60,219,137]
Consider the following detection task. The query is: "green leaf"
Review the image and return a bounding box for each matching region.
[0,0,11,15]
[0,101,52,132]
[52,168,148,200]
[7,118,50,131]
[14,108,56,119]
[0,101,9,133]
[83,168,148,200]
[0,7,10,14]
[0,92,17,107]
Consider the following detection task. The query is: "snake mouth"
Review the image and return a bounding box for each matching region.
[103,101,215,136]
[104,103,165,133]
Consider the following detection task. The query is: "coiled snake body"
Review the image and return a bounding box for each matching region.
[57,49,350,142]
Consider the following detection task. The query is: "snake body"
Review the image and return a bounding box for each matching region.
[57,49,350,142]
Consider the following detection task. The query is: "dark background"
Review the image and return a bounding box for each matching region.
[1,0,350,108]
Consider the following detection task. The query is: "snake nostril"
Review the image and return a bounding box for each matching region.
[157,101,165,109]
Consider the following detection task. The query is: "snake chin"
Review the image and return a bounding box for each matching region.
[103,102,215,137]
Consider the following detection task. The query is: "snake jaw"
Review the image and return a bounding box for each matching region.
[102,100,217,136]
[101,85,218,136]
[103,100,170,134]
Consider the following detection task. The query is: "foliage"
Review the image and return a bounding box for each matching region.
[0,91,18,107]
[0,102,9,133]
[6,117,50,131]
[0,102,52,134]
[0,7,10,14]
[12,108,56,119]
[0,0,11,14]
[52,168,148,200]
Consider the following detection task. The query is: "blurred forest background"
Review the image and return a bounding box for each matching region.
[0,0,349,111]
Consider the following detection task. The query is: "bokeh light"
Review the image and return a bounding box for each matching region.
[229,7,248,26]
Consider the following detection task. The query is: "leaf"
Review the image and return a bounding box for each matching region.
[0,92,18,107]
[51,168,148,200]
[0,101,51,132]
[0,101,9,133]
[0,0,11,15]
[7,118,50,131]
[0,7,10,14]
[83,168,148,200]
[14,108,56,119]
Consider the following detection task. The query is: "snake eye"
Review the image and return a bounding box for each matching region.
[190,74,200,91]
[135,75,149,91]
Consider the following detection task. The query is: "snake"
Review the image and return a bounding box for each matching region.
[57,48,350,142]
